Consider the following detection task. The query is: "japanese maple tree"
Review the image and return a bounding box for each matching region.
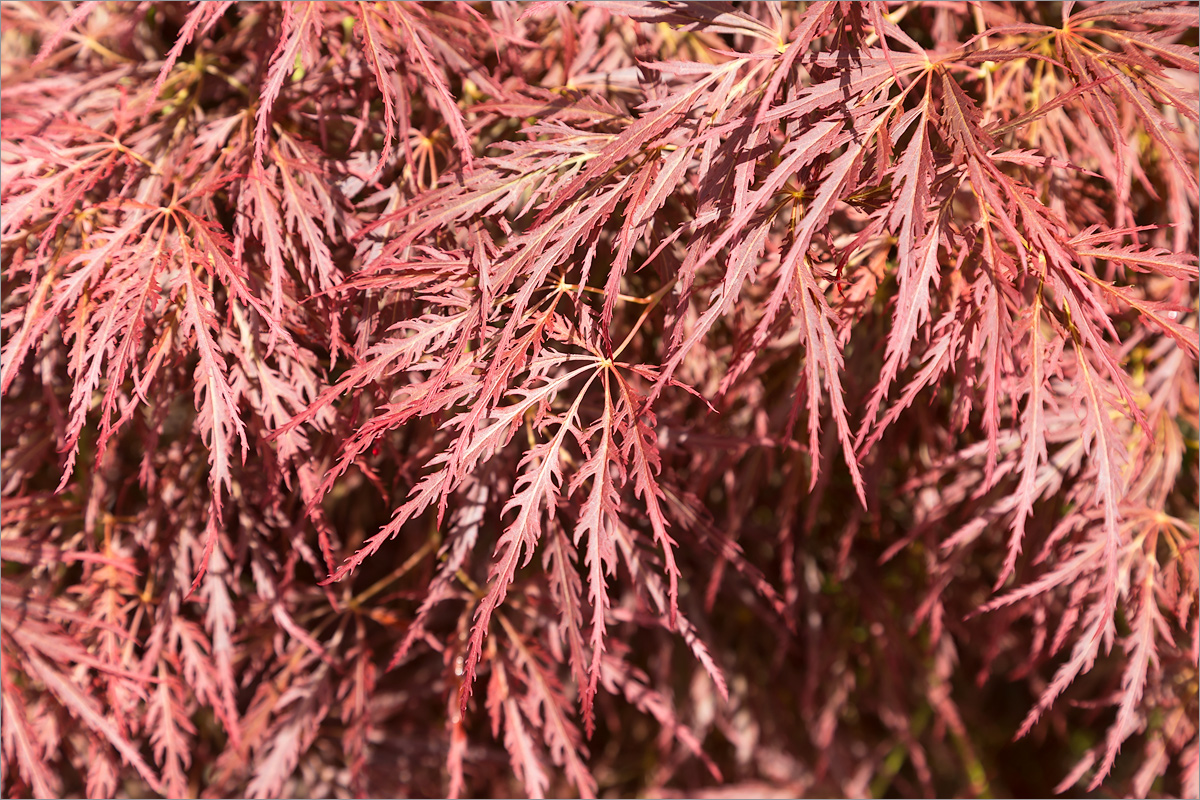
[1,1,1197,798]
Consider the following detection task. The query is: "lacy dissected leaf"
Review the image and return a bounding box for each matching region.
[1,3,1196,798]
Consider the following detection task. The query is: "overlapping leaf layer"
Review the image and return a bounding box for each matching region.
[2,2,1197,797]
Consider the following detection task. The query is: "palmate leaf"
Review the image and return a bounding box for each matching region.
[858,92,937,432]
[543,519,587,691]
[499,615,597,799]
[348,1,481,179]
[351,1,402,180]
[149,1,235,108]
[244,666,331,799]
[567,369,622,734]
[180,244,247,591]
[1001,284,1060,587]
[1089,576,1162,790]
[389,3,475,169]
[242,162,288,322]
[461,368,600,707]
[146,667,195,800]
[306,4,1192,792]
[598,650,722,781]
[1,2,1196,797]
[323,356,593,585]
[253,1,322,165]
[655,121,844,396]
[611,514,728,702]
[19,650,162,795]
[488,658,551,799]
[1,672,61,799]
[388,482,488,671]
[614,370,682,622]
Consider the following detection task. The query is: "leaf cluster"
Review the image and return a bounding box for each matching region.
[1,2,1197,797]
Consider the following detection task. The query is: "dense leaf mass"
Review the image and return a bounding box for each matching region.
[1,2,1197,797]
